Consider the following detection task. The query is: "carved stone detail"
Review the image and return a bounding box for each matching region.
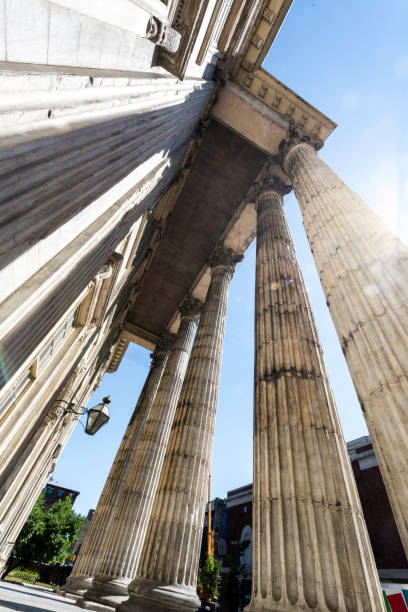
[263,8,275,24]
[146,16,181,54]
[45,403,65,423]
[208,243,243,272]
[94,264,113,282]
[280,120,324,171]
[178,295,203,320]
[253,174,292,202]
[151,332,176,365]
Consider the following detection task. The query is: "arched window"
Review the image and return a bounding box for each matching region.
[240,524,252,572]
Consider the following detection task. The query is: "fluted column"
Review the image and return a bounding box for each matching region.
[283,135,408,557]
[247,185,384,611]
[122,244,242,612]
[63,338,172,599]
[80,297,201,610]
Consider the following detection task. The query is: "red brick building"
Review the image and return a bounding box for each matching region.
[44,481,79,510]
[348,436,408,582]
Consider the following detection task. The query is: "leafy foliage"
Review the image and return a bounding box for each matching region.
[14,491,86,565]
[197,555,222,602]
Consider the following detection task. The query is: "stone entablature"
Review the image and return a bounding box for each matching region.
[233,66,336,142]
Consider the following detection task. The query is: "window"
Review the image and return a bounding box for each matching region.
[0,367,32,418]
[0,307,78,418]
[38,309,77,371]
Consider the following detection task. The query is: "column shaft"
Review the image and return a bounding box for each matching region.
[123,245,240,612]
[247,189,384,611]
[82,305,199,610]
[64,344,170,598]
[284,141,408,556]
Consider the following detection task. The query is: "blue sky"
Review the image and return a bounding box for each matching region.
[53,0,408,515]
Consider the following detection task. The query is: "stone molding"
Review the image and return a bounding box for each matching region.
[230,0,294,73]
[157,0,210,78]
[233,67,336,144]
[107,336,130,373]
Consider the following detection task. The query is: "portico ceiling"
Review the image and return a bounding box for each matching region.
[124,74,336,349]
[126,119,267,342]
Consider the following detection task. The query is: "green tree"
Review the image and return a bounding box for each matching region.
[2,491,85,578]
[197,555,222,602]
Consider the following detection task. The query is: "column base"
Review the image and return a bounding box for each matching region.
[119,578,200,612]
[62,576,94,599]
[244,598,332,611]
[78,599,117,612]
[81,577,130,610]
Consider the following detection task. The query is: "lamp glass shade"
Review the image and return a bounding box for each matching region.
[85,400,110,435]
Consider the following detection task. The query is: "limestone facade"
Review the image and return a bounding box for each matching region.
[0,0,405,610]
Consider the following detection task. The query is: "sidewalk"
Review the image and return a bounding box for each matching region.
[0,580,79,611]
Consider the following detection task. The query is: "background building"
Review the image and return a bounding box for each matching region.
[43,481,79,510]
[202,497,228,560]
[348,437,408,583]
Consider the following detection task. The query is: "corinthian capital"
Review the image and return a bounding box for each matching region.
[179,295,203,321]
[151,332,176,366]
[279,121,323,171]
[253,174,292,203]
[208,243,243,273]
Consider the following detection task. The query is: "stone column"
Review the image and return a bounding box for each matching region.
[80,297,201,610]
[246,184,385,611]
[283,133,408,557]
[63,338,172,599]
[122,244,242,612]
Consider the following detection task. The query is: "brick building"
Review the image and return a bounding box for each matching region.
[348,436,408,582]
[44,481,79,510]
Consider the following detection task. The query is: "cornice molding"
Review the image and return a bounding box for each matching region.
[230,0,294,73]
[106,335,129,373]
[233,67,336,144]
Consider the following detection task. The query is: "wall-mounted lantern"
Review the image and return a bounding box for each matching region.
[54,396,111,435]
